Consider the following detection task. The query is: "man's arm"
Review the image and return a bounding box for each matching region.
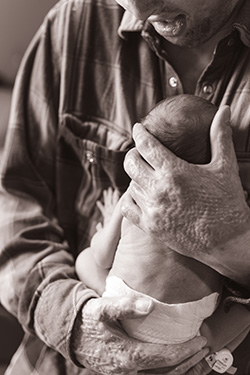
[0,5,100,362]
[121,106,250,290]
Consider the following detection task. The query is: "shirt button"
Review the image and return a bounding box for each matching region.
[169,76,178,88]
[202,84,213,95]
[86,151,96,164]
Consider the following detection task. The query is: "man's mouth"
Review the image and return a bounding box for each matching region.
[150,14,186,37]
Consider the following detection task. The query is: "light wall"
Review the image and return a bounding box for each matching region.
[0,0,58,83]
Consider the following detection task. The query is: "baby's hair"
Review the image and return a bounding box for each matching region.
[141,95,218,164]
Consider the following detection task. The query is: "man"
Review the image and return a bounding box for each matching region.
[0,0,249,374]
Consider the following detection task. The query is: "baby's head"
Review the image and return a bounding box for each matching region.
[141,95,218,164]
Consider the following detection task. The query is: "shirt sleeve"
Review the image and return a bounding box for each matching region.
[0,3,98,364]
[223,278,250,311]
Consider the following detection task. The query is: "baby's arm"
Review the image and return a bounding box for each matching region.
[91,188,123,268]
[75,188,123,295]
[75,247,109,295]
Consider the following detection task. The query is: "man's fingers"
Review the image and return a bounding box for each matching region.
[185,358,211,375]
[127,181,153,208]
[209,106,238,172]
[91,297,209,369]
[124,146,154,185]
[102,296,154,320]
[164,348,210,375]
[85,295,154,322]
[120,188,142,226]
[132,123,178,170]
[82,298,209,373]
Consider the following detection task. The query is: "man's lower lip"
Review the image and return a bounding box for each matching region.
[151,15,186,37]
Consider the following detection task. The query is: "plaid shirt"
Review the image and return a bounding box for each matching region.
[1,0,250,373]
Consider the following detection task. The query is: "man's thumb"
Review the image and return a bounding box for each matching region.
[210,106,237,171]
[100,296,154,321]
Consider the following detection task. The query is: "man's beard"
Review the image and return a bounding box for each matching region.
[178,17,212,47]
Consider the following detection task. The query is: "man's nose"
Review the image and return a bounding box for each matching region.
[116,0,163,20]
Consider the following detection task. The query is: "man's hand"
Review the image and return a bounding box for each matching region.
[185,360,211,375]
[71,296,208,374]
[121,106,250,273]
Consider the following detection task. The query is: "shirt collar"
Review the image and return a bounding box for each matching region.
[118,10,144,39]
[233,0,250,47]
[118,2,250,47]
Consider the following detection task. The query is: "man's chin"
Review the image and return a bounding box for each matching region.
[160,32,210,48]
[153,24,212,48]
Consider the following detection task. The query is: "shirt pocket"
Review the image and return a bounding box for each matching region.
[58,114,133,248]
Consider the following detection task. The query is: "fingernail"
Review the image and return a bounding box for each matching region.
[200,336,208,348]
[132,122,143,137]
[203,347,210,357]
[135,298,153,313]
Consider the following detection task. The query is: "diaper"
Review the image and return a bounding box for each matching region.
[103,276,219,344]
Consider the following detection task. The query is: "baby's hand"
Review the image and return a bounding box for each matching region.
[96,187,120,226]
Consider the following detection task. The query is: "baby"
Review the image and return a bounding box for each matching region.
[76,94,222,345]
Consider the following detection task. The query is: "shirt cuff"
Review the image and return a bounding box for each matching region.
[34,279,99,365]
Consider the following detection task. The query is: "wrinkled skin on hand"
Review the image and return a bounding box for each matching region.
[186,359,211,375]
[122,106,250,260]
[71,296,208,374]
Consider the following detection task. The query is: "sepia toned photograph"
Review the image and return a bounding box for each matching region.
[0,1,250,374]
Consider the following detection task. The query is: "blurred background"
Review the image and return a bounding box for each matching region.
[0,0,58,373]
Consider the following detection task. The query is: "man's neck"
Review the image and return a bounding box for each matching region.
[161,1,243,94]
[163,42,215,94]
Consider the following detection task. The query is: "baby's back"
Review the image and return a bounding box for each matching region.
[109,218,222,304]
